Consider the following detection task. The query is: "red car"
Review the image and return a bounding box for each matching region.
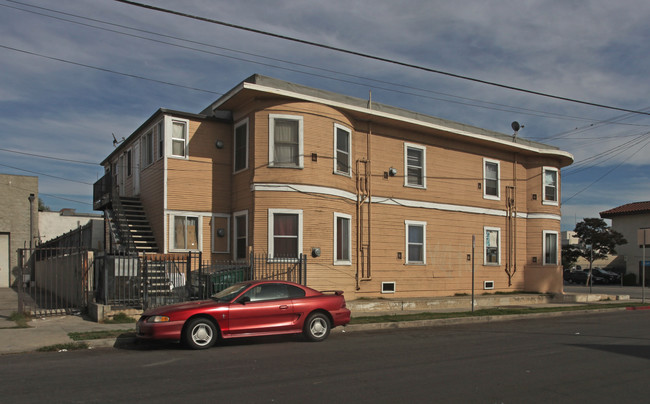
[136,280,351,349]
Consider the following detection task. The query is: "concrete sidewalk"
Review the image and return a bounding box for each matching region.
[0,287,640,355]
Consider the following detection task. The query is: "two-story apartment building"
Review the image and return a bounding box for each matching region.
[94,75,573,298]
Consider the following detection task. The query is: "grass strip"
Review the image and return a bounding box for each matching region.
[7,312,32,328]
[349,302,645,324]
[68,330,135,341]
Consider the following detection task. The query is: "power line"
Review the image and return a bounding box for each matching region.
[0,43,222,95]
[0,147,98,165]
[113,0,650,117]
[2,1,610,124]
[0,162,93,185]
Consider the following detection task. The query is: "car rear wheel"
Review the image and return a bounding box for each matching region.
[184,318,217,350]
[303,312,331,342]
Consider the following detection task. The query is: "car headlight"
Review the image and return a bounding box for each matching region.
[147,315,170,323]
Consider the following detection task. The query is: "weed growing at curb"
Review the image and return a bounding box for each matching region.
[102,312,136,324]
[8,312,31,328]
[69,330,134,341]
[37,342,89,352]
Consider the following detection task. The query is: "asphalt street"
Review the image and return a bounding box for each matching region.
[1,310,649,403]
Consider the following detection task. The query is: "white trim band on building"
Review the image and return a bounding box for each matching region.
[252,183,561,221]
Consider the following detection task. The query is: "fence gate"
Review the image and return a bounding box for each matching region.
[17,247,91,316]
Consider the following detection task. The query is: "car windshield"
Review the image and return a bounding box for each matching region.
[211,283,250,302]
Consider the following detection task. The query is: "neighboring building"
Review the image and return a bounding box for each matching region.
[93,75,573,298]
[561,229,619,270]
[38,208,103,246]
[600,201,650,279]
[0,173,38,287]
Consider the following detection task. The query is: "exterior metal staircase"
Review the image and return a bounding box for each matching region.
[107,194,158,254]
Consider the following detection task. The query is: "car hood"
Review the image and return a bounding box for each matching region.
[143,299,224,315]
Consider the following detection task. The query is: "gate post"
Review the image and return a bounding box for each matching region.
[17,249,24,314]
[142,253,148,310]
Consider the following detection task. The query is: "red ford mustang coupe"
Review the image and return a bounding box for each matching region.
[136,280,351,349]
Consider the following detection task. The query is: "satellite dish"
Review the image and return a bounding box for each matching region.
[511,121,521,132]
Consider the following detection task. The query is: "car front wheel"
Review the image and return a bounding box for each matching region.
[184,318,217,350]
[303,312,331,342]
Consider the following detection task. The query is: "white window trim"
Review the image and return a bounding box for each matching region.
[169,212,203,252]
[268,114,304,168]
[233,210,249,261]
[484,226,501,266]
[405,220,427,264]
[543,230,559,265]
[333,212,352,265]
[156,120,164,161]
[542,166,559,206]
[166,116,189,160]
[233,118,249,174]
[483,158,500,200]
[404,143,427,189]
[268,208,303,260]
[333,123,352,177]
[211,213,230,254]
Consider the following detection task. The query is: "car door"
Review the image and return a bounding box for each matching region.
[226,283,297,336]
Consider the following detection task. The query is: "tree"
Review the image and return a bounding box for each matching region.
[573,218,627,283]
[561,244,582,269]
[38,198,51,212]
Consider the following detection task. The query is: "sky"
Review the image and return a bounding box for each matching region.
[1,0,649,231]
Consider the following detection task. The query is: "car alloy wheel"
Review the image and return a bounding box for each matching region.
[304,312,331,342]
[184,318,217,349]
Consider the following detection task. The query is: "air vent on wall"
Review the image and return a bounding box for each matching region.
[382,282,396,294]
[484,281,494,290]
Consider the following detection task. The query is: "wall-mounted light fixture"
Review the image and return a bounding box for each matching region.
[311,247,321,258]
[215,140,225,149]
[388,167,397,177]
[216,228,225,237]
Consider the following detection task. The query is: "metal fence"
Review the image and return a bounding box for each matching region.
[94,252,307,310]
[17,247,91,316]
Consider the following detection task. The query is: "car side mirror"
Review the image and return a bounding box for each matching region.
[238,296,251,304]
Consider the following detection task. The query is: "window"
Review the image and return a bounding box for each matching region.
[334,213,351,264]
[157,121,164,160]
[268,209,302,259]
[142,130,154,167]
[269,114,303,168]
[234,211,248,260]
[484,227,500,265]
[126,150,132,177]
[483,158,500,199]
[404,143,426,188]
[234,119,248,172]
[334,124,351,175]
[240,283,305,302]
[405,220,426,264]
[171,120,187,157]
[172,215,199,251]
[543,231,558,265]
[543,167,558,204]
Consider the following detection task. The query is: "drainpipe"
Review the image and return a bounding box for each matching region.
[28,194,35,249]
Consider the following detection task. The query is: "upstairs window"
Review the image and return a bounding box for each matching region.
[142,130,154,167]
[171,120,187,158]
[543,167,558,204]
[484,227,500,265]
[156,121,164,160]
[234,119,249,173]
[334,124,351,176]
[404,143,426,188]
[126,149,132,177]
[483,159,500,200]
[269,114,303,168]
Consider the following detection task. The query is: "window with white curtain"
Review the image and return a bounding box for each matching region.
[269,114,303,168]
[484,227,500,265]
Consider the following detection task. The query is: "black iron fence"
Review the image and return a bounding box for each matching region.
[94,252,307,310]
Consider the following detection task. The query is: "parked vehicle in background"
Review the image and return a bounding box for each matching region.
[136,280,351,349]
[591,268,621,284]
[564,270,604,285]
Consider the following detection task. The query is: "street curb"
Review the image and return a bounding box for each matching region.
[625,306,650,311]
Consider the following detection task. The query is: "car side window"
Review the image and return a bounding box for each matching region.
[287,285,306,298]
[242,283,290,302]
